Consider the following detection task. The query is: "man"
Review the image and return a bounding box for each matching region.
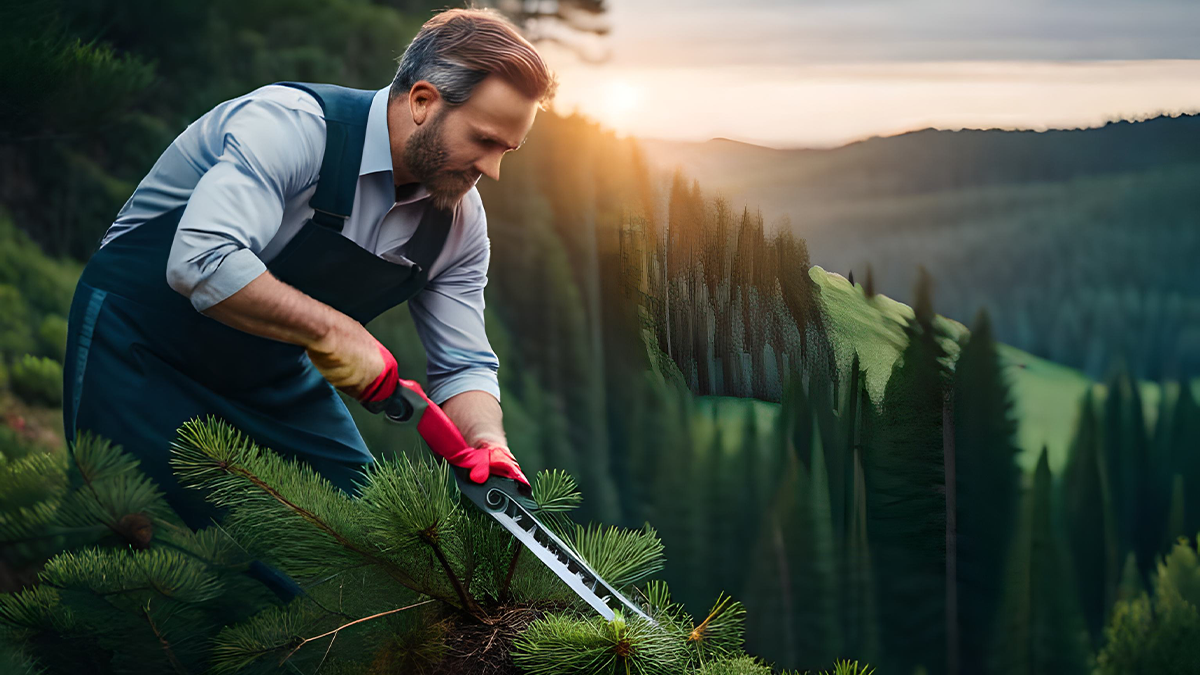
[62,8,557,536]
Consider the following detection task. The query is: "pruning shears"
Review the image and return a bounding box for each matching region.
[367,379,656,624]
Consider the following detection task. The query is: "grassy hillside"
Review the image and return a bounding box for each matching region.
[698,266,1200,475]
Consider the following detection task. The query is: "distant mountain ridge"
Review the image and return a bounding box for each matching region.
[637,113,1200,206]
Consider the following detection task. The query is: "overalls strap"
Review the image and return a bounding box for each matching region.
[273,81,376,232]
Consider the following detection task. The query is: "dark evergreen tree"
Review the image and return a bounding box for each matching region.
[1099,362,1156,579]
[1155,380,1200,539]
[1060,387,1120,644]
[863,265,950,675]
[990,448,1090,675]
[952,308,1022,672]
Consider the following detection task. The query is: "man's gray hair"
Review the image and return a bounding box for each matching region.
[386,8,558,110]
[389,33,488,108]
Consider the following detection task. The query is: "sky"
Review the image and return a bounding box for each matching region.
[533,0,1200,148]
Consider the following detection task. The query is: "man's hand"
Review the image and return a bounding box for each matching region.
[201,270,388,401]
[306,325,391,401]
[467,440,530,487]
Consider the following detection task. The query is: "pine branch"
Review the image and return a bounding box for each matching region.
[143,602,188,675]
[278,598,436,666]
[569,522,665,589]
[499,545,521,603]
[170,418,464,610]
[427,536,486,622]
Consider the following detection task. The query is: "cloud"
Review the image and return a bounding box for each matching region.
[594,0,1200,66]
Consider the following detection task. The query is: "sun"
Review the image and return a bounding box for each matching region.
[599,79,643,128]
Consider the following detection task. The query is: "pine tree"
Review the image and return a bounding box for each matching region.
[990,448,1090,675]
[839,354,881,665]
[1,418,869,674]
[1156,380,1200,540]
[742,437,802,668]
[1060,387,1120,644]
[1100,362,1155,579]
[863,265,950,675]
[0,431,278,673]
[952,308,1022,673]
[1093,534,1200,674]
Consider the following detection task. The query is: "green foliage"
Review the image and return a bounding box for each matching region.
[0,217,80,373]
[207,599,331,675]
[821,660,876,675]
[861,266,951,675]
[0,286,33,361]
[35,316,67,362]
[161,416,757,672]
[640,579,747,669]
[170,416,421,590]
[511,608,688,675]
[9,356,62,407]
[656,129,1200,381]
[0,643,44,675]
[0,431,279,674]
[991,448,1090,675]
[1093,534,1200,674]
[952,307,1022,672]
[1060,386,1119,643]
[617,176,837,402]
[692,654,773,674]
[569,523,664,590]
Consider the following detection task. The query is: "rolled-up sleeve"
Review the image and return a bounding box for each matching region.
[166,97,323,311]
[407,208,502,406]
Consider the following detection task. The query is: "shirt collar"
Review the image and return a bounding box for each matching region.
[359,86,432,205]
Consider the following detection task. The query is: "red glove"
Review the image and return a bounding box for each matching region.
[359,342,530,488]
[357,340,399,405]
[458,440,531,487]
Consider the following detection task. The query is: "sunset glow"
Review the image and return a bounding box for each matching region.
[544,59,1200,149]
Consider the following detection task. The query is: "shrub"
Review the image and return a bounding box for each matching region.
[9,355,63,407]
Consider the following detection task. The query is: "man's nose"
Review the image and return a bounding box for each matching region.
[476,154,502,182]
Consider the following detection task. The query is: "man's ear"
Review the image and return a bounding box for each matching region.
[409,81,440,126]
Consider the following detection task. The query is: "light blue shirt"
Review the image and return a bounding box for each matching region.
[100,84,500,405]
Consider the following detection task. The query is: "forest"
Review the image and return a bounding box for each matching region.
[639,116,1200,384]
[2,0,1198,673]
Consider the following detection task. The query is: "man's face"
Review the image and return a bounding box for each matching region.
[403,74,539,211]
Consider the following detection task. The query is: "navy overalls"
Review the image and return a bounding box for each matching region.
[62,82,453,592]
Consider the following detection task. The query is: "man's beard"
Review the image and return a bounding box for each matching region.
[402,110,477,212]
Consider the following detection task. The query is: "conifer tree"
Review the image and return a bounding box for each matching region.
[863,265,950,675]
[1100,362,1155,579]
[838,354,882,665]
[990,448,1090,675]
[1155,381,1200,539]
[1060,387,1120,644]
[1093,534,1200,674]
[2,418,858,674]
[0,431,278,673]
[952,308,1022,673]
[742,437,802,668]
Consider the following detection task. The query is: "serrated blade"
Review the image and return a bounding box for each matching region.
[453,468,656,626]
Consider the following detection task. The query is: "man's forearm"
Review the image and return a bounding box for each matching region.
[200,271,362,351]
[198,270,386,400]
[440,390,506,448]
